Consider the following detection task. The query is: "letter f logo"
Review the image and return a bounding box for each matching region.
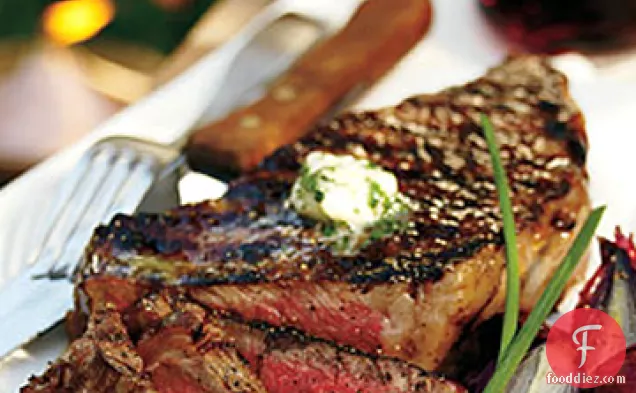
[572,324,602,368]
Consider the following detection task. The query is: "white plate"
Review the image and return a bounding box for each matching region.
[2,0,636,390]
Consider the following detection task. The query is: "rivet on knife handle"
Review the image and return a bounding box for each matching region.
[186,0,433,176]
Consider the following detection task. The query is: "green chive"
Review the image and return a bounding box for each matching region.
[481,114,521,363]
[483,206,605,393]
[322,222,336,237]
[368,181,384,209]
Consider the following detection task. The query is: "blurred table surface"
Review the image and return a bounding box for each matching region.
[0,42,119,184]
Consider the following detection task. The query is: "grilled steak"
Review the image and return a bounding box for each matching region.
[23,285,465,393]
[79,56,590,370]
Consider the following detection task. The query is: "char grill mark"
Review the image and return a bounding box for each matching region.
[78,56,590,370]
[85,56,586,287]
[23,288,465,393]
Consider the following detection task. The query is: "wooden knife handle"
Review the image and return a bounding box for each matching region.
[186,0,432,176]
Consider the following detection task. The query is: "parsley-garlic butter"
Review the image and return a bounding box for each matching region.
[288,151,411,252]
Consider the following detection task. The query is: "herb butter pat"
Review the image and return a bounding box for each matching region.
[288,151,412,252]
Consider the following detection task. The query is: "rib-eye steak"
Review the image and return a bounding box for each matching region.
[23,286,465,393]
[79,55,590,370]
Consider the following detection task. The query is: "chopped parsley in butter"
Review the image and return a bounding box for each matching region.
[288,151,412,254]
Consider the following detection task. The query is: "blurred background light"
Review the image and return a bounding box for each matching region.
[43,0,115,46]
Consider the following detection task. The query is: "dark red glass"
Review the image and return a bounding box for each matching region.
[480,0,636,53]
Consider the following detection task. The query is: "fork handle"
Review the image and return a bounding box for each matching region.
[185,0,432,176]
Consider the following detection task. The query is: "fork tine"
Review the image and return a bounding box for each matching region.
[24,152,96,266]
[30,147,116,274]
[50,148,142,274]
[106,155,157,216]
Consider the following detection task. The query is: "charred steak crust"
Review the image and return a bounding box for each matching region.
[76,56,590,369]
[24,287,465,393]
[85,55,586,286]
[23,308,156,393]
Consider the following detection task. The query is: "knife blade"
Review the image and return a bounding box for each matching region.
[0,0,433,360]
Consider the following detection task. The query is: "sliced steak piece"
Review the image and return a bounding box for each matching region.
[24,288,465,393]
[22,308,155,393]
[81,55,590,369]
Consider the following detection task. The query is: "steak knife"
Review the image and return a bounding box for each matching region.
[0,0,432,360]
[187,0,433,175]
